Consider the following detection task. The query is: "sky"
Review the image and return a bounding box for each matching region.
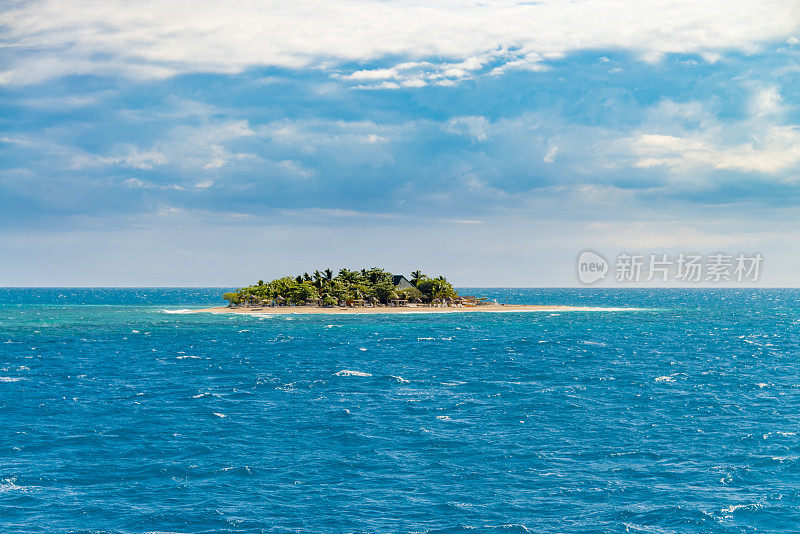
[1,0,800,286]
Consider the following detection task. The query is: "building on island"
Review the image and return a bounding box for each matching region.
[392,275,414,290]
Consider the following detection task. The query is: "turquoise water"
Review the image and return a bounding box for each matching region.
[1,288,799,532]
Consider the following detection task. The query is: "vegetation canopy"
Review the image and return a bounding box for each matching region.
[223,268,458,307]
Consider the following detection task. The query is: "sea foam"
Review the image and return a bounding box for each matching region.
[334,370,372,377]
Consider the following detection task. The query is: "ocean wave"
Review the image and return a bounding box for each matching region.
[334,370,372,377]
[763,431,796,440]
[191,392,217,398]
[721,503,762,514]
[0,377,25,382]
[160,308,200,314]
[0,478,33,494]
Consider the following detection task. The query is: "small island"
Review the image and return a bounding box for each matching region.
[193,268,593,315]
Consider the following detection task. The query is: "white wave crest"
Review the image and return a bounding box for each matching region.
[334,370,372,377]
[721,503,761,514]
[161,308,200,314]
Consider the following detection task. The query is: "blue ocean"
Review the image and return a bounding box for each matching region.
[1,288,799,533]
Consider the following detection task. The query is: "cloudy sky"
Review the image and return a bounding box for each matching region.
[1,0,800,286]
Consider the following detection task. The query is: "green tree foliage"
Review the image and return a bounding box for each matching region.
[415,275,457,300]
[370,281,396,302]
[222,292,243,305]
[223,268,458,306]
[397,286,423,301]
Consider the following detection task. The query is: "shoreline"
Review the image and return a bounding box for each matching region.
[190,304,628,315]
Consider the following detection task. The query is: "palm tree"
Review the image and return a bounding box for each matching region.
[225,267,459,306]
[338,268,357,283]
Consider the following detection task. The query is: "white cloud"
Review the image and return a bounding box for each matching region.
[446,219,483,224]
[277,160,314,179]
[445,116,490,142]
[543,145,559,163]
[71,146,167,170]
[750,86,784,116]
[157,206,185,216]
[203,158,226,170]
[2,0,798,85]
[259,119,398,166]
[629,128,800,174]
[625,92,800,175]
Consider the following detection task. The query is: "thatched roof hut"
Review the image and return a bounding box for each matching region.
[392,275,415,291]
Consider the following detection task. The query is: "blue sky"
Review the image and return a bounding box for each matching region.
[1,0,800,286]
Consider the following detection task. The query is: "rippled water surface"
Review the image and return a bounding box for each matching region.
[2,288,800,533]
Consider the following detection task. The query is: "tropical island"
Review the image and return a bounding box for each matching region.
[222,268,466,308]
[190,268,593,315]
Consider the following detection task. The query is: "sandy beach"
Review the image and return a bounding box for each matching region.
[193,304,599,315]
